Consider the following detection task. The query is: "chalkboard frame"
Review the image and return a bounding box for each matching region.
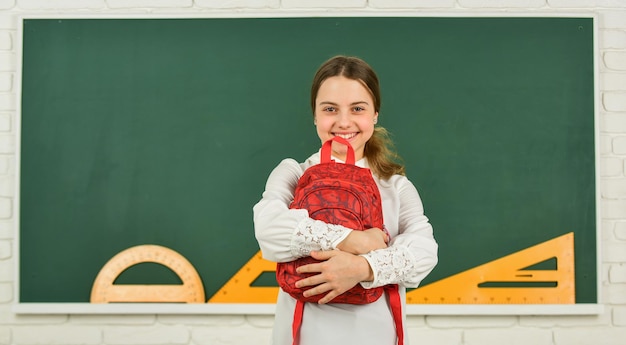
[13,12,602,315]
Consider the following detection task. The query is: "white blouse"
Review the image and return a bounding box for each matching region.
[253,151,438,345]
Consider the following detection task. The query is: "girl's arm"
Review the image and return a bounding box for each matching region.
[253,158,353,262]
[360,176,439,289]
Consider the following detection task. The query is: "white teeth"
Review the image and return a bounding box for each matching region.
[335,133,356,140]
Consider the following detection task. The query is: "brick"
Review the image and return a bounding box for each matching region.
[602,178,626,198]
[604,92,626,112]
[0,32,10,51]
[0,15,15,30]
[69,314,156,325]
[605,51,626,71]
[0,53,14,72]
[549,0,626,7]
[602,30,626,50]
[615,306,626,326]
[104,325,189,345]
[616,221,626,240]
[158,314,245,326]
[0,176,14,197]
[281,0,365,8]
[0,113,10,132]
[0,259,12,282]
[601,157,623,176]
[406,328,462,345]
[614,136,626,154]
[458,0,545,8]
[0,197,10,219]
[0,282,12,303]
[195,0,279,8]
[602,11,626,30]
[0,74,11,92]
[0,239,10,259]
[0,220,11,239]
[609,263,626,283]
[426,315,516,328]
[191,325,271,345]
[603,220,616,241]
[17,0,105,10]
[0,135,14,154]
[603,240,626,262]
[602,72,626,91]
[0,0,13,10]
[601,199,626,219]
[600,134,613,154]
[0,325,9,344]
[554,328,626,345]
[603,113,626,133]
[369,0,455,8]
[406,315,426,327]
[465,328,553,345]
[0,93,15,111]
[13,326,101,345]
[107,0,192,8]
[1,155,11,173]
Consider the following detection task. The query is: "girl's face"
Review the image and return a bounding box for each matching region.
[314,76,378,162]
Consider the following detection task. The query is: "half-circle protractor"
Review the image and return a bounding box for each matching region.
[90,244,205,303]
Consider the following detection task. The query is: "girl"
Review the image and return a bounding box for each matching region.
[253,55,438,345]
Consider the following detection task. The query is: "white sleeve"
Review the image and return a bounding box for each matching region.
[253,158,352,263]
[360,176,438,289]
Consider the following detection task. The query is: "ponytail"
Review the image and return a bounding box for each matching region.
[364,126,405,179]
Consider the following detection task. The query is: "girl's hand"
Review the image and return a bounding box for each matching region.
[336,228,389,255]
[295,250,373,304]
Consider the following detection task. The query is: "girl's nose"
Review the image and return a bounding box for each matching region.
[336,111,351,127]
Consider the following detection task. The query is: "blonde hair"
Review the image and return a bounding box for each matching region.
[310,55,405,179]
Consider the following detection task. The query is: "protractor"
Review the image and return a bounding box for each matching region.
[90,244,205,303]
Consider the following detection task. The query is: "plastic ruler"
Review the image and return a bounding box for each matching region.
[406,232,575,304]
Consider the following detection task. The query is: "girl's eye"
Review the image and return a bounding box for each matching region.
[353,106,364,112]
[323,106,336,112]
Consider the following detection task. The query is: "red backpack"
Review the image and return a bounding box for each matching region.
[275,136,404,345]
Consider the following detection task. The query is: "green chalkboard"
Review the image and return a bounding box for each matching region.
[19,17,596,304]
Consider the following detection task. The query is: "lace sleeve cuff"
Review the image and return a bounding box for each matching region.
[291,217,352,257]
[360,245,417,288]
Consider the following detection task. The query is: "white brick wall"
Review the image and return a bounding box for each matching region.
[464,328,553,345]
[0,1,625,345]
[616,221,626,240]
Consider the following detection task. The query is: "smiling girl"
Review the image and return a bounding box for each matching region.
[254,55,438,345]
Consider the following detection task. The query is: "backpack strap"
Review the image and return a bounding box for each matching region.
[320,137,356,165]
[292,300,305,345]
[386,285,405,345]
